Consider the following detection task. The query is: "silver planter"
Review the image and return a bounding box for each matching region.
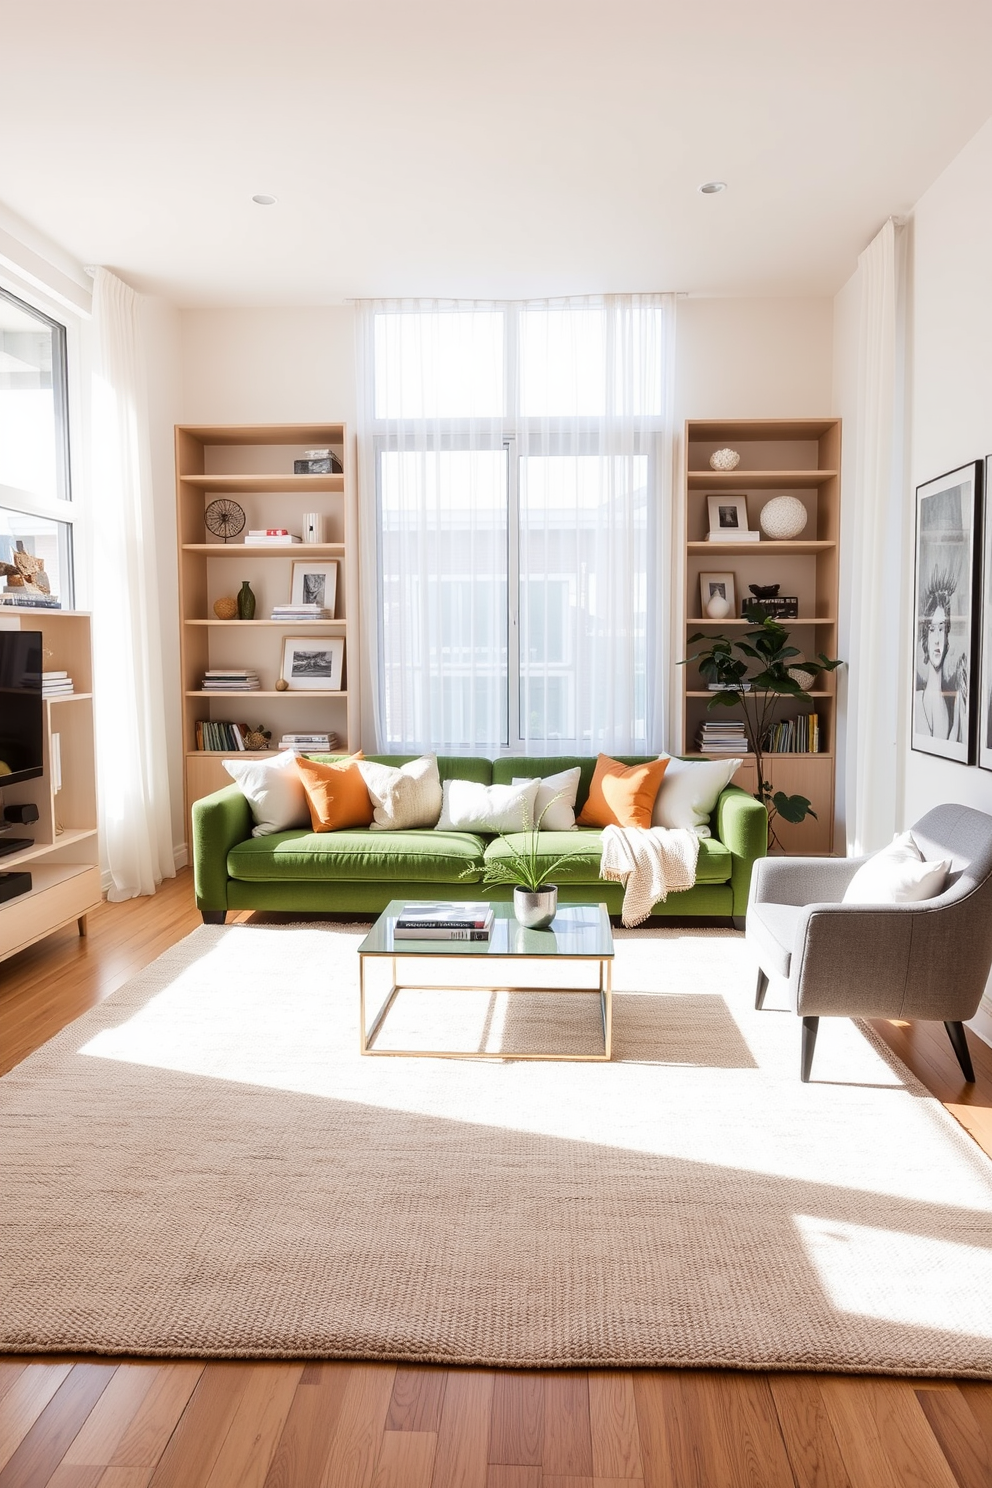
[513,884,558,930]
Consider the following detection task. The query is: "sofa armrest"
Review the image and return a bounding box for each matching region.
[191,784,251,912]
[749,854,868,909]
[714,785,768,915]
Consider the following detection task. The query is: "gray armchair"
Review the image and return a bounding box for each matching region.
[746,804,992,1082]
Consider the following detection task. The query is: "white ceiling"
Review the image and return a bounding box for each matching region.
[2,0,991,307]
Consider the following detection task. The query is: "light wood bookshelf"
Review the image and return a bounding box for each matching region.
[0,608,101,962]
[681,418,841,855]
[175,423,359,830]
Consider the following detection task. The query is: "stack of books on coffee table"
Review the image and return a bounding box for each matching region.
[394,902,495,941]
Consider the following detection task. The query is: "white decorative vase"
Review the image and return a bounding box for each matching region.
[705,594,730,619]
[513,885,558,929]
[760,495,808,540]
[709,448,740,471]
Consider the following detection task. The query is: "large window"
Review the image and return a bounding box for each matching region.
[0,288,74,605]
[367,296,673,755]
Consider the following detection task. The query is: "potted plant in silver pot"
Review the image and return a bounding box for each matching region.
[472,797,572,928]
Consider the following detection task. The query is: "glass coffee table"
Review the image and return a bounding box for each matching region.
[357,900,615,1061]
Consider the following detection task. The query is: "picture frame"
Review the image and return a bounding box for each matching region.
[912,461,982,765]
[979,455,992,771]
[698,571,736,618]
[707,494,750,535]
[290,560,338,614]
[281,636,345,691]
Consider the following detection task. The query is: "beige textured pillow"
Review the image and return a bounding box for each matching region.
[358,754,443,830]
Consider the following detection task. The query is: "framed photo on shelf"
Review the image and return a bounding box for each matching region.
[281,636,345,691]
[698,571,736,618]
[912,461,981,765]
[290,560,338,613]
[706,494,750,535]
[979,455,992,771]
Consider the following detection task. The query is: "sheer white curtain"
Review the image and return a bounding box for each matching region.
[842,219,908,853]
[357,295,676,756]
[90,268,175,898]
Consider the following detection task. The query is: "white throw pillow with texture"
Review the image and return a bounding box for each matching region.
[842,830,950,904]
[358,753,443,830]
[511,766,581,831]
[437,778,541,833]
[223,750,310,837]
[651,755,742,839]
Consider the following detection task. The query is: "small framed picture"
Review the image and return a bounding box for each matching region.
[912,461,981,765]
[290,560,338,614]
[707,494,750,534]
[282,636,345,691]
[699,571,736,618]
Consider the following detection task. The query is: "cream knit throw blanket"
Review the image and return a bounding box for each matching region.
[599,824,700,927]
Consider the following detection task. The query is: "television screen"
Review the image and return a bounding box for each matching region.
[0,630,43,785]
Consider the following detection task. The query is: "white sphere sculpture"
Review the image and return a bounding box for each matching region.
[759,495,808,540]
[709,447,740,471]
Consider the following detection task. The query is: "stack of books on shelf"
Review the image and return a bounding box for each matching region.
[707,680,751,692]
[393,902,495,941]
[42,671,74,697]
[696,720,749,755]
[270,604,335,621]
[244,528,302,545]
[0,591,60,608]
[762,714,820,753]
[196,721,255,751]
[201,669,261,692]
[276,732,339,753]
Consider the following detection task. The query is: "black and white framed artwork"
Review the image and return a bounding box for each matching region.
[912,461,982,765]
[979,455,992,771]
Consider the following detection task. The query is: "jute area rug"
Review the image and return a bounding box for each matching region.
[2,922,992,1375]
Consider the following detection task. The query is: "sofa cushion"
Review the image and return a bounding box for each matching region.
[491,755,659,816]
[228,828,488,883]
[483,831,733,885]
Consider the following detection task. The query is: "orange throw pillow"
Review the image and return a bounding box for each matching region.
[576,754,669,829]
[295,752,373,832]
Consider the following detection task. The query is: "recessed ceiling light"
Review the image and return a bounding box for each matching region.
[252,194,277,206]
[698,181,727,195]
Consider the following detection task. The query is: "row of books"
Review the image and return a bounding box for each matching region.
[761,714,821,753]
[43,670,74,697]
[393,902,494,941]
[196,720,254,751]
[696,720,749,755]
[201,669,261,692]
[0,592,61,608]
[276,733,339,752]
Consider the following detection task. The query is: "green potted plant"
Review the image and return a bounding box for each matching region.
[682,606,842,850]
[471,797,573,928]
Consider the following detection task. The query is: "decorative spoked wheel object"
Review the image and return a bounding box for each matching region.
[203,498,246,542]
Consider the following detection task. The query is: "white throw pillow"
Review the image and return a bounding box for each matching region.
[358,753,443,831]
[842,830,950,905]
[437,778,541,833]
[651,755,742,839]
[511,767,581,831]
[223,750,310,837]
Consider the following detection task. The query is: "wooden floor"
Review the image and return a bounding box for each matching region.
[2,872,992,1488]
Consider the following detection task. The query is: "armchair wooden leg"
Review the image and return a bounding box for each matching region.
[755,969,769,1011]
[944,1020,976,1083]
[201,910,227,925]
[801,1016,819,1082]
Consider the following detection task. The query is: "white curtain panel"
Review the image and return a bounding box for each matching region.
[357,295,676,756]
[90,268,175,898]
[843,219,908,853]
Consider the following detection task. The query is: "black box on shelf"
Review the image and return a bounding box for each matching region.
[741,596,799,619]
[294,455,342,476]
[0,871,31,903]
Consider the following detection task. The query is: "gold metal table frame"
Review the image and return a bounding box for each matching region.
[357,901,615,1062]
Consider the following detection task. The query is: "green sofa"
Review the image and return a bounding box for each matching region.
[191,754,767,924]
